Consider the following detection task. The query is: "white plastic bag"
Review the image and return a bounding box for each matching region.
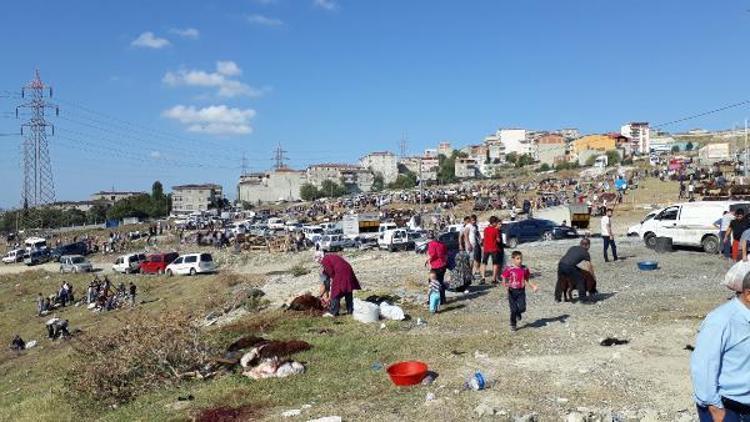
[723,260,750,292]
[352,298,380,323]
[379,302,405,321]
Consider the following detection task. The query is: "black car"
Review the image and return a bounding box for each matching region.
[502,219,577,248]
[51,241,89,262]
[415,231,460,254]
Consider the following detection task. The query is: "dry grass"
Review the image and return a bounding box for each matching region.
[65,310,217,412]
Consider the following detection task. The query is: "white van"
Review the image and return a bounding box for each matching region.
[165,253,216,276]
[112,253,146,274]
[267,218,285,231]
[639,201,750,253]
[378,228,412,252]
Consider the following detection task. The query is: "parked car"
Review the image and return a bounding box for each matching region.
[2,249,25,264]
[139,252,179,275]
[112,253,147,274]
[24,249,51,266]
[59,255,93,273]
[50,241,88,262]
[502,219,577,248]
[165,253,216,276]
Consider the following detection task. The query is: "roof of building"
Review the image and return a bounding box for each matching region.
[172,183,222,191]
[92,190,146,196]
[363,151,395,157]
[308,163,363,170]
[536,134,565,145]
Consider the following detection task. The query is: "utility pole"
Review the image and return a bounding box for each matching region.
[399,131,408,158]
[16,69,59,208]
[272,142,288,170]
[241,153,248,176]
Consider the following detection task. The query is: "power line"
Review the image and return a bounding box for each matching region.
[652,100,750,129]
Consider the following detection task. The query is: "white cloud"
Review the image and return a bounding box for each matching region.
[247,14,284,26]
[163,105,256,135]
[170,27,200,39]
[313,0,337,11]
[149,151,162,159]
[163,61,266,98]
[131,31,171,49]
[216,60,242,76]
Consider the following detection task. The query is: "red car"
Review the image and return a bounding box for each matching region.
[139,252,179,275]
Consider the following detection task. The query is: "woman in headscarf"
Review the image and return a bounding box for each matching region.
[315,251,361,316]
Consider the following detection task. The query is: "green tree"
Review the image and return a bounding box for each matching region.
[671,145,680,153]
[372,174,385,192]
[515,153,534,168]
[320,180,347,198]
[300,183,321,201]
[388,172,417,189]
[605,150,621,167]
[506,152,518,165]
[437,153,457,184]
[686,141,694,151]
[539,163,551,171]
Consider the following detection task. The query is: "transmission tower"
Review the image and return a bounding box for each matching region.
[272,142,288,170]
[399,131,408,157]
[16,70,59,208]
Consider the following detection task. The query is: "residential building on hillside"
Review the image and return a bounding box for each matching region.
[536,134,567,166]
[306,164,374,193]
[237,168,306,204]
[399,156,422,175]
[51,201,98,213]
[420,155,439,182]
[649,136,678,153]
[558,128,581,141]
[171,184,223,216]
[698,143,732,164]
[498,128,534,156]
[571,135,617,164]
[621,122,650,154]
[437,141,453,157]
[90,190,145,203]
[465,144,489,164]
[455,158,478,179]
[424,148,438,158]
[359,151,399,185]
[486,139,505,163]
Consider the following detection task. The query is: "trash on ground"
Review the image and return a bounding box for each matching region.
[379,301,405,321]
[465,371,487,391]
[600,337,629,347]
[684,344,695,351]
[306,417,341,422]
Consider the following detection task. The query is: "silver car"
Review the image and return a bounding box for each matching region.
[59,255,93,273]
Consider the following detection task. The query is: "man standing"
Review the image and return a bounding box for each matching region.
[480,216,503,284]
[726,209,748,262]
[716,210,734,259]
[691,272,750,421]
[555,238,596,303]
[601,209,618,262]
[468,215,482,279]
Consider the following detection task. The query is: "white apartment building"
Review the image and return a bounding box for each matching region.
[171,184,223,216]
[237,169,306,204]
[437,141,453,157]
[359,151,399,185]
[621,122,651,154]
[485,128,534,156]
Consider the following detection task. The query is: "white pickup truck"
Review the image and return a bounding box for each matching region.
[638,201,750,253]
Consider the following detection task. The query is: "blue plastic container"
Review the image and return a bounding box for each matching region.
[637,261,658,271]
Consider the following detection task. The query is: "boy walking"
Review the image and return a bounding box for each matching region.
[501,251,537,332]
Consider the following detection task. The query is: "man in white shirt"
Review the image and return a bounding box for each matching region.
[467,215,482,277]
[601,208,618,262]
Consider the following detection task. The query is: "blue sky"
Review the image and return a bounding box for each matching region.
[1,0,749,207]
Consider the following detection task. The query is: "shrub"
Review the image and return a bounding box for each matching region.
[65,310,216,411]
[290,263,310,277]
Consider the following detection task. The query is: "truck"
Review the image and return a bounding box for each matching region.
[638,201,750,253]
[533,205,591,231]
[342,214,381,242]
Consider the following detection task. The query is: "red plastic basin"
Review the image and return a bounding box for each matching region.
[386,361,428,386]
